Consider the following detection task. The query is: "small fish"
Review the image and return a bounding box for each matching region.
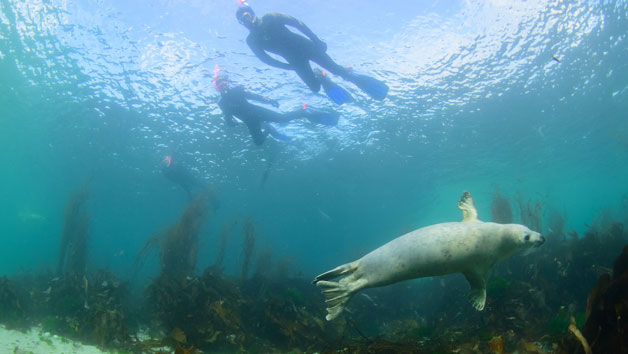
[317,208,332,221]
[17,211,47,222]
[43,286,51,295]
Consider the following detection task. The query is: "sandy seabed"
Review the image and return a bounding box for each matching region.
[0,324,108,354]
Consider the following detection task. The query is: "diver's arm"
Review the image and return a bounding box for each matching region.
[218,99,237,126]
[244,89,279,107]
[246,36,292,70]
[275,13,326,50]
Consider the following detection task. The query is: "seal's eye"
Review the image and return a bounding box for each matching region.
[524,234,530,241]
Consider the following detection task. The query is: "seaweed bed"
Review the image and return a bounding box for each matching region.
[2,190,628,353]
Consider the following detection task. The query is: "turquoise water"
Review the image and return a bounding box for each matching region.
[1,0,627,281]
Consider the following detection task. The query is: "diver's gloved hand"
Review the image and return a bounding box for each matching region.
[315,39,327,52]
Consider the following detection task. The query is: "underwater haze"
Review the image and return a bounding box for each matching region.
[1,0,628,288]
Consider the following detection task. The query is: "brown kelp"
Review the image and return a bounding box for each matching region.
[0,275,25,328]
[558,241,628,354]
[57,183,89,276]
[241,217,256,280]
[518,195,543,232]
[133,229,162,277]
[146,187,216,346]
[491,185,513,224]
[254,244,273,279]
[37,270,133,349]
[159,187,214,279]
[147,269,248,351]
[211,219,238,272]
[547,209,567,248]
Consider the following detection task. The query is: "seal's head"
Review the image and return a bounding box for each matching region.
[507,224,545,250]
[493,224,545,260]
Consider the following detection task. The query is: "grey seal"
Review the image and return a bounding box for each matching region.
[313,191,545,320]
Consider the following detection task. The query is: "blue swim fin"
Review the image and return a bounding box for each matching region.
[315,69,353,105]
[347,71,389,100]
[266,124,291,142]
[306,110,339,126]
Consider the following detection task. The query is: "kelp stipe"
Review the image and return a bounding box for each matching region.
[159,187,214,279]
[57,182,89,277]
[240,217,256,280]
[491,185,513,224]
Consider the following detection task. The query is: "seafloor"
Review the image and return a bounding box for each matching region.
[1,187,627,354]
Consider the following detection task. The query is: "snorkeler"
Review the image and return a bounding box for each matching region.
[235,2,389,105]
[161,154,201,198]
[214,69,339,146]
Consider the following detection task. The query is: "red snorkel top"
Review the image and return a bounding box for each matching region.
[213,65,221,91]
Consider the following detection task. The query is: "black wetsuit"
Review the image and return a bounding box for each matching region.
[245,13,351,92]
[218,85,305,145]
[162,160,199,198]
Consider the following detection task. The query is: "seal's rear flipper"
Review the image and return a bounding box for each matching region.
[315,280,353,321]
[464,271,487,311]
[312,262,356,283]
[313,262,360,320]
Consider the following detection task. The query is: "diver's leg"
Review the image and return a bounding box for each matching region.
[281,109,308,121]
[311,52,351,79]
[313,51,388,100]
[259,108,304,124]
[292,60,321,92]
[246,120,267,146]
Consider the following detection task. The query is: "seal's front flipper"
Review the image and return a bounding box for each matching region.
[464,271,487,311]
[347,71,389,100]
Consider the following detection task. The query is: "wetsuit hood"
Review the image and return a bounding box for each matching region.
[236,3,255,24]
[214,70,230,93]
